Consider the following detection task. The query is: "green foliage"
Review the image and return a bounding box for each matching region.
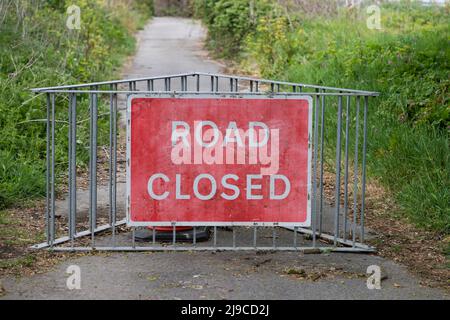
[194,0,273,57]
[0,151,45,208]
[194,0,450,233]
[0,0,153,209]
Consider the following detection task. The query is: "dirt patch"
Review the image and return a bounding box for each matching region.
[0,204,73,278]
[362,181,449,290]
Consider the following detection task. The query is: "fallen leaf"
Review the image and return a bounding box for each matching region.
[191,285,203,290]
[147,275,159,281]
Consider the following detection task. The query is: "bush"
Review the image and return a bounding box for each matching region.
[194,0,273,57]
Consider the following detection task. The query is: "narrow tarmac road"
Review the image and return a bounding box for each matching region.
[1,17,447,300]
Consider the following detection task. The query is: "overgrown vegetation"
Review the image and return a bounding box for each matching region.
[194,0,449,234]
[154,0,193,16]
[0,0,153,209]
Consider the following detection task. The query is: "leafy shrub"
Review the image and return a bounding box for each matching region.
[194,0,273,57]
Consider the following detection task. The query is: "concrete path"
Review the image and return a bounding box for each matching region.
[1,17,448,300]
[2,251,447,300]
[122,17,222,81]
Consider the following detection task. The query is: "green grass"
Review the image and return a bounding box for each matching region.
[0,255,36,270]
[0,0,153,209]
[194,0,450,234]
[0,210,46,246]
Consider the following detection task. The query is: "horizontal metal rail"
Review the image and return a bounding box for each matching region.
[28,90,378,97]
[31,72,380,96]
[31,219,127,250]
[31,221,375,251]
[194,72,380,96]
[47,246,375,253]
[30,72,197,92]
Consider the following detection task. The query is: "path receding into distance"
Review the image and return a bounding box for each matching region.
[1,17,447,300]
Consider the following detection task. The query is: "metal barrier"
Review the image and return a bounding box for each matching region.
[30,72,378,252]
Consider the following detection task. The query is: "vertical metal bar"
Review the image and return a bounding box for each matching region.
[109,88,113,228]
[319,92,326,234]
[250,81,254,92]
[68,94,72,243]
[132,227,136,249]
[232,227,236,248]
[215,76,219,92]
[272,227,276,248]
[276,84,280,92]
[150,79,154,91]
[229,78,233,92]
[343,96,351,240]
[152,227,156,245]
[352,97,361,247]
[360,96,369,243]
[45,94,51,245]
[133,81,137,91]
[89,89,98,247]
[213,226,217,248]
[299,86,303,93]
[128,82,133,91]
[183,76,186,91]
[211,76,214,92]
[50,93,56,246]
[196,74,200,92]
[112,84,118,244]
[193,227,197,247]
[293,227,298,250]
[235,79,238,92]
[334,95,343,245]
[69,93,77,245]
[147,80,151,91]
[253,225,257,248]
[88,91,93,244]
[312,94,320,247]
[93,89,98,238]
[172,223,176,247]
[292,86,296,92]
[270,83,274,92]
[255,82,259,92]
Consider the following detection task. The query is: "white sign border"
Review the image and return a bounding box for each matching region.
[126,93,313,228]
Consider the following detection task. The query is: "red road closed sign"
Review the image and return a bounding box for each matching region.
[126,95,312,226]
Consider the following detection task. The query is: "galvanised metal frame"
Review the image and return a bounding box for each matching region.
[30,72,379,253]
